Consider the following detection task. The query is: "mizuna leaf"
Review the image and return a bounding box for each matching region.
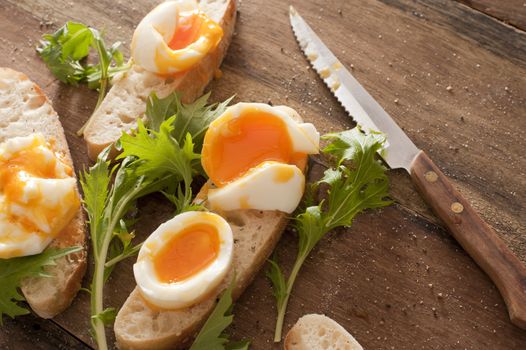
[145,91,234,152]
[118,117,199,186]
[37,21,131,136]
[37,21,127,89]
[190,277,250,350]
[268,127,392,341]
[266,258,287,309]
[0,247,82,324]
[91,307,117,326]
[80,148,111,256]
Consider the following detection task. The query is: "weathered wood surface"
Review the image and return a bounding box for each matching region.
[1,313,90,350]
[1,0,525,348]
[456,0,526,30]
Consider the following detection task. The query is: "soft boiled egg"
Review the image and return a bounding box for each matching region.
[131,0,223,75]
[207,161,305,213]
[134,211,233,309]
[0,134,80,259]
[201,103,320,213]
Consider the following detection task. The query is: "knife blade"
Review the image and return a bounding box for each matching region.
[289,6,526,329]
[289,6,418,171]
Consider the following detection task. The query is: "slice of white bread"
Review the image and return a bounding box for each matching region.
[114,110,306,350]
[83,0,237,161]
[285,314,364,350]
[0,67,87,319]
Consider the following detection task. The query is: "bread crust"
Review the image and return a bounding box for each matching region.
[84,0,237,161]
[0,67,87,319]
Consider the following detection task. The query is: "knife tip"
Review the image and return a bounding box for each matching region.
[289,5,297,17]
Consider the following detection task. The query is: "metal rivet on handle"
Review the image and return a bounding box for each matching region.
[424,171,438,183]
[451,202,464,213]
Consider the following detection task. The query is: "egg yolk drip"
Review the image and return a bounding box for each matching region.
[2,141,65,199]
[154,11,223,75]
[0,138,76,234]
[202,111,307,187]
[273,165,296,183]
[153,223,220,283]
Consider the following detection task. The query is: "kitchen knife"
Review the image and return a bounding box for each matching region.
[289,6,526,329]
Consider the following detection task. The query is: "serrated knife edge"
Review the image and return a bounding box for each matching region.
[289,5,419,170]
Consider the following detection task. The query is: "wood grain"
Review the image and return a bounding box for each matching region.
[456,0,526,31]
[233,203,526,349]
[411,150,526,329]
[0,0,525,349]
[0,312,90,349]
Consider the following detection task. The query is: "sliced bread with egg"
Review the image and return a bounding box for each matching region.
[83,0,237,161]
[0,67,87,318]
[285,314,364,350]
[114,109,309,350]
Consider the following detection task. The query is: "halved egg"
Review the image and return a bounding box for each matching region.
[201,103,319,213]
[134,211,233,309]
[0,134,80,259]
[207,161,305,213]
[131,0,223,74]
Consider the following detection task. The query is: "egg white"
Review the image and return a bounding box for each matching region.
[0,214,53,259]
[207,161,305,214]
[131,0,222,74]
[134,211,233,309]
[205,103,320,156]
[0,134,79,259]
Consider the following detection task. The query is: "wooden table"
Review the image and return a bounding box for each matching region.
[1,0,525,348]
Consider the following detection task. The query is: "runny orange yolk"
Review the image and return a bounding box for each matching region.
[153,10,223,75]
[202,111,307,187]
[1,142,57,204]
[168,12,203,50]
[0,139,75,234]
[153,223,220,283]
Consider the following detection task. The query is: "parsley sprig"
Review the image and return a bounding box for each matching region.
[267,127,392,341]
[80,92,231,350]
[0,246,82,323]
[37,21,130,136]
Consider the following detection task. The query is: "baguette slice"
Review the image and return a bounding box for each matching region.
[285,314,364,350]
[83,0,237,161]
[114,110,306,350]
[115,207,288,350]
[0,67,87,318]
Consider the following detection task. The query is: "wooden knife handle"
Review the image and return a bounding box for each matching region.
[410,150,526,329]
